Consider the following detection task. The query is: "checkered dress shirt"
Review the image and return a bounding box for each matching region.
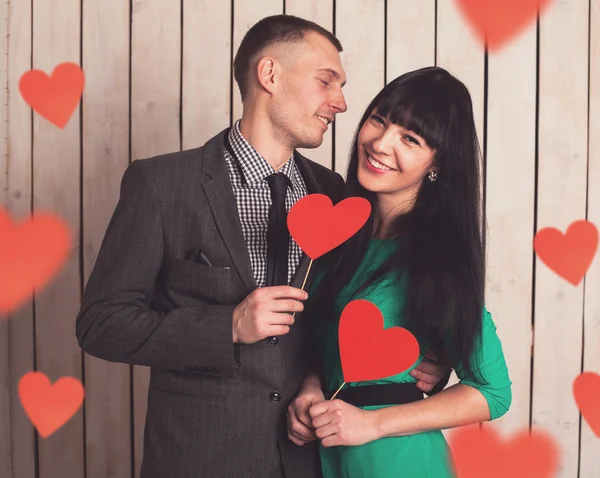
[223,120,308,287]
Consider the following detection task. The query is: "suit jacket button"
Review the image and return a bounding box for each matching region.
[270,391,281,402]
[267,336,279,346]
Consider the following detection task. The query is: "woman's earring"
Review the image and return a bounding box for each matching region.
[427,170,438,182]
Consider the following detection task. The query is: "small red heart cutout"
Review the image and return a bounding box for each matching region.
[19,372,85,438]
[533,220,598,286]
[448,423,559,478]
[19,62,84,128]
[0,208,71,314]
[338,299,420,382]
[573,371,600,437]
[455,0,553,52]
[287,194,371,260]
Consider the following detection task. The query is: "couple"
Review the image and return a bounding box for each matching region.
[75,14,511,478]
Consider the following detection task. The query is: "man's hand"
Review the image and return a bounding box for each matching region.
[287,383,325,446]
[232,286,308,344]
[409,351,452,393]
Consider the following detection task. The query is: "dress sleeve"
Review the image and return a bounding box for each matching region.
[455,308,512,421]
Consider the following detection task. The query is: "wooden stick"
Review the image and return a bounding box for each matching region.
[292,259,313,319]
[329,381,346,400]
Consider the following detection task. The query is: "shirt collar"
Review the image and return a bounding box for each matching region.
[228,120,299,189]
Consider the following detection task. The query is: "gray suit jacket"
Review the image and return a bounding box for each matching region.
[75,128,347,478]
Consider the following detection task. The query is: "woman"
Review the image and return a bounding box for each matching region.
[287,66,512,477]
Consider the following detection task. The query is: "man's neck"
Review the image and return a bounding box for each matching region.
[238,113,294,171]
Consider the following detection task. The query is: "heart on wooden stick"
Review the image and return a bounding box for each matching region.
[338,299,420,383]
[287,194,371,260]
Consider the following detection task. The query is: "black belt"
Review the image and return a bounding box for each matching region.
[325,383,423,407]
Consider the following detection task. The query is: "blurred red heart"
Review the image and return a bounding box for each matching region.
[573,371,600,437]
[19,62,84,128]
[455,0,553,51]
[534,220,598,286]
[287,194,371,260]
[19,372,84,438]
[0,208,71,314]
[448,423,559,478]
[338,299,420,382]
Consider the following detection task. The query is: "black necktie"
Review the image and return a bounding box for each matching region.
[265,173,290,287]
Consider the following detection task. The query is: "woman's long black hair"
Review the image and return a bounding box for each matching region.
[311,66,486,383]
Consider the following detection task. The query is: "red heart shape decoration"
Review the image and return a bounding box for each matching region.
[287,194,371,259]
[338,299,420,382]
[455,0,553,52]
[573,371,600,437]
[18,62,85,128]
[448,423,559,478]
[533,220,598,286]
[19,372,85,438]
[0,207,71,314]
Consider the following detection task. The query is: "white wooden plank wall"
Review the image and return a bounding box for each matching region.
[1,1,599,477]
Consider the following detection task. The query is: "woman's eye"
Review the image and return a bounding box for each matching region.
[370,114,385,125]
[404,135,419,145]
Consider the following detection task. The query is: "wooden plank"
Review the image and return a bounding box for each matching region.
[0,0,10,475]
[81,1,131,477]
[334,0,385,176]
[3,0,35,476]
[3,0,36,477]
[130,0,181,475]
[532,1,589,476]
[436,0,485,145]
[484,19,536,435]
[436,0,485,402]
[181,0,231,149]
[231,0,283,124]
[386,0,435,81]
[580,0,600,475]
[31,0,84,477]
[285,0,334,169]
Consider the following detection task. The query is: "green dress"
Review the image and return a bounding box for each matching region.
[306,239,512,478]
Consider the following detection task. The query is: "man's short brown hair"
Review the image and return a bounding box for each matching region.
[233,14,343,101]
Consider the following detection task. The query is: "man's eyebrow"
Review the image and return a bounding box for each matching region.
[317,68,347,87]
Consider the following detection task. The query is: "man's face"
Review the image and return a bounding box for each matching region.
[270,32,348,149]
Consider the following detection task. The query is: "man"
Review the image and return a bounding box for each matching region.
[76,14,448,478]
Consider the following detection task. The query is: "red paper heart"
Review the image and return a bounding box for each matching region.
[573,371,600,437]
[19,62,84,128]
[19,372,84,438]
[448,423,559,478]
[0,208,71,314]
[533,220,598,286]
[338,300,420,382]
[287,194,371,259]
[455,0,553,52]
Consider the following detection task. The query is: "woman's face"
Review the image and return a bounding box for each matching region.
[357,110,437,208]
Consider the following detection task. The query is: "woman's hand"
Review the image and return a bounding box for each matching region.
[309,399,380,447]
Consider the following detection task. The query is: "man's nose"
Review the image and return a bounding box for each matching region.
[330,91,348,114]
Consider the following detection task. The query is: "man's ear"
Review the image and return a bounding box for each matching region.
[256,56,282,95]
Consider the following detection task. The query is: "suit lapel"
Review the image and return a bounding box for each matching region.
[201,129,257,292]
